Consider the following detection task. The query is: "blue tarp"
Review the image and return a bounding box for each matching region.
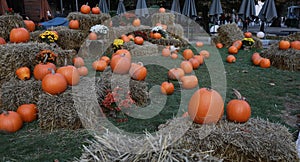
[40,17,69,29]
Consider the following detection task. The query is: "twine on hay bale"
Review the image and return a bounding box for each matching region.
[1,78,42,111]
[66,12,111,31]
[151,12,175,26]
[260,33,300,71]
[0,14,25,40]
[0,42,73,86]
[76,117,299,161]
[213,23,244,48]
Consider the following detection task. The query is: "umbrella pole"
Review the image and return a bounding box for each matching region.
[75,0,78,12]
[60,0,63,14]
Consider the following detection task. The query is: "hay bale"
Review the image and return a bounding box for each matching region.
[76,117,299,161]
[151,13,175,26]
[66,12,111,31]
[78,39,111,59]
[112,25,151,39]
[0,42,73,86]
[0,14,25,40]
[123,41,159,57]
[167,24,184,38]
[129,79,149,107]
[214,23,244,48]
[1,78,42,111]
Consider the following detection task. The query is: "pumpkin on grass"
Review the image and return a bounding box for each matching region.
[259,58,271,68]
[180,61,193,74]
[170,53,178,59]
[251,52,261,61]
[182,49,194,60]
[17,104,37,122]
[188,88,224,124]
[193,55,204,65]
[57,65,80,86]
[100,56,111,64]
[232,40,243,50]
[252,56,262,66]
[180,75,198,89]
[189,57,200,69]
[199,50,210,58]
[162,47,171,57]
[92,60,107,72]
[226,89,251,123]
[228,45,238,54]
[129,62,147,81]
[160,81,174,95]
[42,68,68,95]
[0,111,23,133]
[168,68,185,80]
[16,67,31,80]
[226,55,236,63]
[216,43,223,49]
[9,27,30,43]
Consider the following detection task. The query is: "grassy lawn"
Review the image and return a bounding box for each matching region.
[1,45,299,161]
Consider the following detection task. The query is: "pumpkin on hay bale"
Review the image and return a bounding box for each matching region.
[260,33,300,71]
[76,117,299,161]
[0,14,25,40]
[212,23,244,48]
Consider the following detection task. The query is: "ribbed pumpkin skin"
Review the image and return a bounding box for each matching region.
[0,111,23,133]
[56,65,80,86]
[9,28,30,43]
[33,63,56,80]
[42,72,67,95]
[226,100,251,123]
[17,104,37,122]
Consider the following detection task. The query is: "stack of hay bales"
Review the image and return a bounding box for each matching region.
[261,33,300,71]
[76,117,300,161]
[0,14,25,40]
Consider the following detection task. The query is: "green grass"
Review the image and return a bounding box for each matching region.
[1,45,299,161]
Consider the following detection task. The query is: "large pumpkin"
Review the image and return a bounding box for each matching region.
[16,104,37,122]
[0,111,23,133]
[24,20,35,32]
[56,65,80,86]
[188,88,224,124]
[113,49,131,60]
[226,89,251,123]
[41,69,68,95]
[189,57,200,69]
[129,62,147,81]
[110,53,131,74]
[33,62,56,80]
[9,28,30,43]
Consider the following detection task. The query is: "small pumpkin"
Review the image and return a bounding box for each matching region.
[182,49,194,60]
[0,111,23,133]
[160,81,174,95]
[56,65,80,86]
[158,7,166,13]
[33,62,56,80]
[16,104,37,122]
[252,56,262,66]
[121,34,130,42]
[244,32,252,38]
[16,67,31,80]
[24,20,35,32]
[110,53,131,74]
[132,18,141,27]
[279,40,290,50]
[189,57,200,69]
[199,50,210,58]
[9,27,30,43]
[77,66,89,76]
[180,75,198,89]
[41,68,68,95]
[162,47,171,57]
[193,55,204,65]
[259,58,271,68]
[153,33,162,39]
[69,20,80,29]
[92,60,107,72]
[195,41,204,47]
[0,37,6,44]
[226,55,236,63]
[232,40,243,50]
[226,89,251,123]
[188,88,224,124]
[129,62,147,81]
[80,4,91,14]
[251,52,261,61]
[100,56,111,64]
[92,5,101,14]
[168,68,185,80]
[290,40,300,50]
[216,43,223,48]
[89,32,97,40]
[228,45,238,54]
[170,53,178,59]
[134,36,144,45]
[180,60,193,74]
[73,56,85,67]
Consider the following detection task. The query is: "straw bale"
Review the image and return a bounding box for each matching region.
[0,42,72,86]
[112,25,151,39]
[77,117,299,161]
[0,14,25,40]
[123,41,159,57]
[1,78,42,111]
[78,39,111,59]
[167,24,184,38]
[129,79,149,107]
[66,12,111,31]
[151,13,175,26]
[213,23,244,48]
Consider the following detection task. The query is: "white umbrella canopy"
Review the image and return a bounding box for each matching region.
[135,0,149,17]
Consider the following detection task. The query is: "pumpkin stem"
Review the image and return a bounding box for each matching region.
[2,110,8,115]
[43,54,48,64]
[232,88,243,100]
[137,62,143,66]
[48,68,55,74]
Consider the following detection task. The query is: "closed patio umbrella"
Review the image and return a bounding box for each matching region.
[171,0,181,14]
[238,0,256,31]
[40,0,52,21]
[209,0,223,27]
[258,0,277,32]
[117,0,126,15]
[0,0,8,15]
[99,0,109,14]
[135,0,149,17]
[182,0,197,18]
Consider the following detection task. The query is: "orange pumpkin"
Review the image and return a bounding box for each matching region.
[113,49,131,60]
[160,81,174,95]
[216,43,223,48]
[92,5,101,14]
[129,62,147,81]
[226,55,236,63]
[69,20,80,29]
[0,37,6,44]
[252,57,262,66]
[162,47,171,57]
[168,68,185,80]
[100,56,111,64]
[132,18,141,27]
[92,60,107,72]
[24,20,35,32]
[16,67,31,80]
[127,34,134,40]
[199,50,210,58]
[188,88,224,124]
[290,40,300,50]
[182,49,194,60]
[259,58,271,68]
[73,57,85,67]
[9,27,30,43]
[77,66,89,76]
[170,53,178,59]
[16,104,37,122]
[251,52,261,61]
[134,36,144,45]
[153,33,162,39]
[121,34,130,42]
[228,45,238,54]
[33,62,56,80]
[195,41,204,47]
[189,57,200,69]
[158,7,166,13]
[279,40,290,50]
[232,40,243,50]
[0,111,23,133]
[180,75,198,89]
[180,60,193,74]
[80,4,91,14]
[193,55,204,65]
[110,53,131,74]
[56,65,80,86]
[89,32,97,40]
[244,32,252,38]
[41,69,68,95]
[226,89,251,123]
